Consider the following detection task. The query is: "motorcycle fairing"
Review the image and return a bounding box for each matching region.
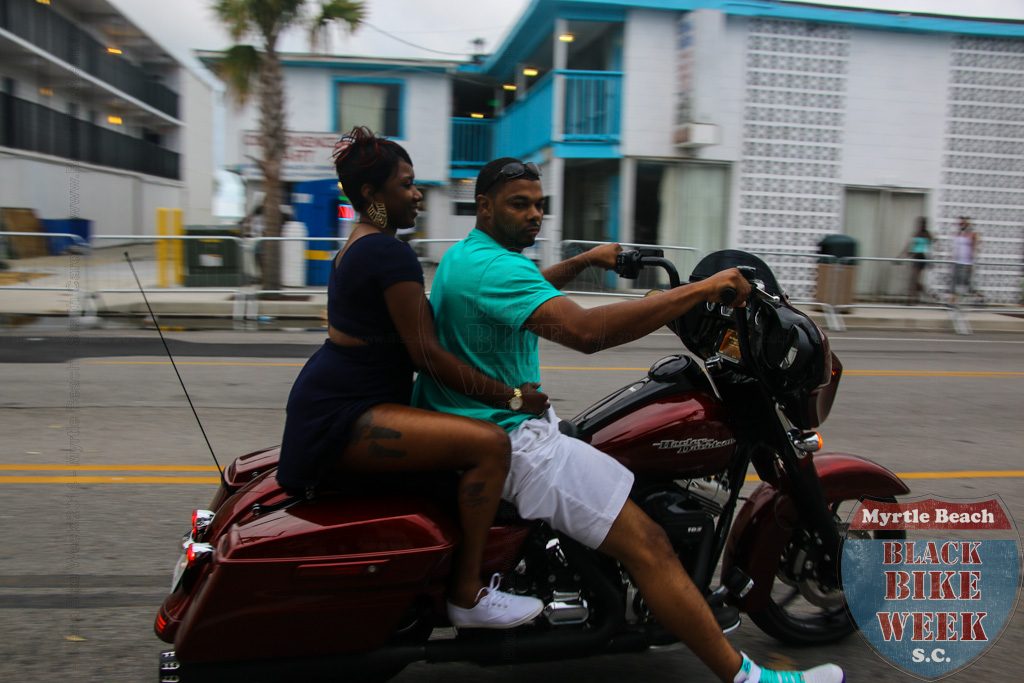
[721,453,910,611]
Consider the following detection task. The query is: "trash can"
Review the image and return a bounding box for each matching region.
[41,218,91,254]
[184,227,243,287]
[816,234,858,305]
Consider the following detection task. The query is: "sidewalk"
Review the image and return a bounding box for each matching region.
[3,287,1023,334]
[1,251,1023,334]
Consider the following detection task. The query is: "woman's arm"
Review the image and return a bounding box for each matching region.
[383,281,548,413]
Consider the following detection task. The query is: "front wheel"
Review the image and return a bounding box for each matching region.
[746,496,905,645]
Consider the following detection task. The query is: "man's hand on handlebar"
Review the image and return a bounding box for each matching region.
[703,268,753,307]
[583,243,623,270]
[519,382,551,415]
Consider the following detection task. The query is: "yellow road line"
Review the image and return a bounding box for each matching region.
[0,464,219,472]
[81,360,1024,377]
[889,470,1024,479]
[0,476,220,484]
[741,470,1024,482]
[844,370,1024,378]
[1,469,1023,485]
[85,360,304,367]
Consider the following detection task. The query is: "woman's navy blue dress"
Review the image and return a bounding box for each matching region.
[277,233,423,492]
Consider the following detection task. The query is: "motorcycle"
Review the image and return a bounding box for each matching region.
[155,249,909,682]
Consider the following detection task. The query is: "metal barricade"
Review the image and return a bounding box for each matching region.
[0,231,97,318]
[560,240,704,297]
[833,256,971,335]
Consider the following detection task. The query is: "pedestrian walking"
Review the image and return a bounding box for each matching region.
[905,216,932,302]
[952,216,979,303]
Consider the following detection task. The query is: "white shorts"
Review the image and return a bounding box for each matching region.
[502,408,634,549]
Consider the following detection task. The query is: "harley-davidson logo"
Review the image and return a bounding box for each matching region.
[841,496,1020,680]
[652,437,736,454]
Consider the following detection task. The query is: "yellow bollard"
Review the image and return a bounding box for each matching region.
[156,208,169,289]
[171,208,184,285]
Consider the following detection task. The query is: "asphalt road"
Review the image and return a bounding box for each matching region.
[0,326,1022,682]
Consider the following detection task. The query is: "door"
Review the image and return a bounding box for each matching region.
[842,188,926,299]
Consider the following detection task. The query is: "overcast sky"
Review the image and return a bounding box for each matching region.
[115,0,1024,70]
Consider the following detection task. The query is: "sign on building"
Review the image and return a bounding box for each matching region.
[239,131,339,181]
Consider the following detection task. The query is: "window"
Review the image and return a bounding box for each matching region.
[335,80,402,138]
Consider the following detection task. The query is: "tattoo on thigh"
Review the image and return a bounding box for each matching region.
[461,482,489,508]
[366,425,401,440]
[369,442,405,459]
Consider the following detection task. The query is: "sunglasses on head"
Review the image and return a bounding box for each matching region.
[480,161,542,195]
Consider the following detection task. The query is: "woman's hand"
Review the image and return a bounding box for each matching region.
[703,268,752,307]
[519,382,550,415]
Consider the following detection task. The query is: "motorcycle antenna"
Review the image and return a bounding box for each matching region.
[124,252,226,487]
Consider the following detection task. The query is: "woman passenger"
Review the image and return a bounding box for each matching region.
[278,127,545,629]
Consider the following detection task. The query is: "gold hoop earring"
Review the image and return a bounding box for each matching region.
[367,201,388,228]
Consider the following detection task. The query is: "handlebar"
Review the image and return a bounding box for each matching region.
[614,249,680,288]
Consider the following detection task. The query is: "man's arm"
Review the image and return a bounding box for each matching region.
[524,269,750,354]
[384,281,549,414]
[541,243,621,290]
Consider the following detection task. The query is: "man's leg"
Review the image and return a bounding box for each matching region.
[598,500,742,683]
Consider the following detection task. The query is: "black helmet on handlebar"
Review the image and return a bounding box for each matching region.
[674,250,783,359]
[674,250,839,429]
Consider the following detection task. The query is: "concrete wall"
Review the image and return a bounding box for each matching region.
[180,68,216,226]
[0,153,182,235]
[620,9,679,158]
[842,29,952,196]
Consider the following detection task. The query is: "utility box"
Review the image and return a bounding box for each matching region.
[816,234,858,305]
[184,227,243,287]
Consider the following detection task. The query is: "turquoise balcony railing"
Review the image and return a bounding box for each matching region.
[449,70,622,167]
[563,71,622,142]
[451,117,494,167]
[495,73,555,161]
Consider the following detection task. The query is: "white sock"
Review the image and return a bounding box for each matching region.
[733,652,762,683]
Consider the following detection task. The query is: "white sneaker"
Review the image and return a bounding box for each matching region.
[447,573,544,629]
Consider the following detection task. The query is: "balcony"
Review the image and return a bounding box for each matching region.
[0,0,179,118]
[451,70,621,170]
[1,92,180,179]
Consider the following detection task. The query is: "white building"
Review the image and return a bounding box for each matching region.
[203,0,1024,302]
[198,51,460,250]
[0,0,215,236]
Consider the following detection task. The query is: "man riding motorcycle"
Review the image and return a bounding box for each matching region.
[411,157,845,683]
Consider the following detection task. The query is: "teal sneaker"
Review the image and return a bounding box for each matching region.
[734,652,845,683]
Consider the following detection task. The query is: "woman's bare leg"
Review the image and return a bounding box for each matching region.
[338,404,511,606]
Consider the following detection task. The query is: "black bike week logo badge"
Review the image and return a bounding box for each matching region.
[842,497,1021,680]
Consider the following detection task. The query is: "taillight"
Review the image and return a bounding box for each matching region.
[185,542,214,567]
[191,509,214,540]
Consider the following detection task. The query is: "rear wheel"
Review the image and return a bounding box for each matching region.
[746,496,905,645]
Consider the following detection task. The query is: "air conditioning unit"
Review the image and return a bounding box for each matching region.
[673,123,719,148]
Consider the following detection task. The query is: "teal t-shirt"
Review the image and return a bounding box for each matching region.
[412,229,563,431]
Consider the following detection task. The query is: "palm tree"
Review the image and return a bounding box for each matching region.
[212,0,365,290]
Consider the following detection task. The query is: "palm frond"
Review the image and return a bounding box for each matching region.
[217,44,262,106]
[309,0,365,51]
[211,0,253,42]
[250,0,306,41]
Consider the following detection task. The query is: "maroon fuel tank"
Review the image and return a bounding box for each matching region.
[574,355,736,479]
